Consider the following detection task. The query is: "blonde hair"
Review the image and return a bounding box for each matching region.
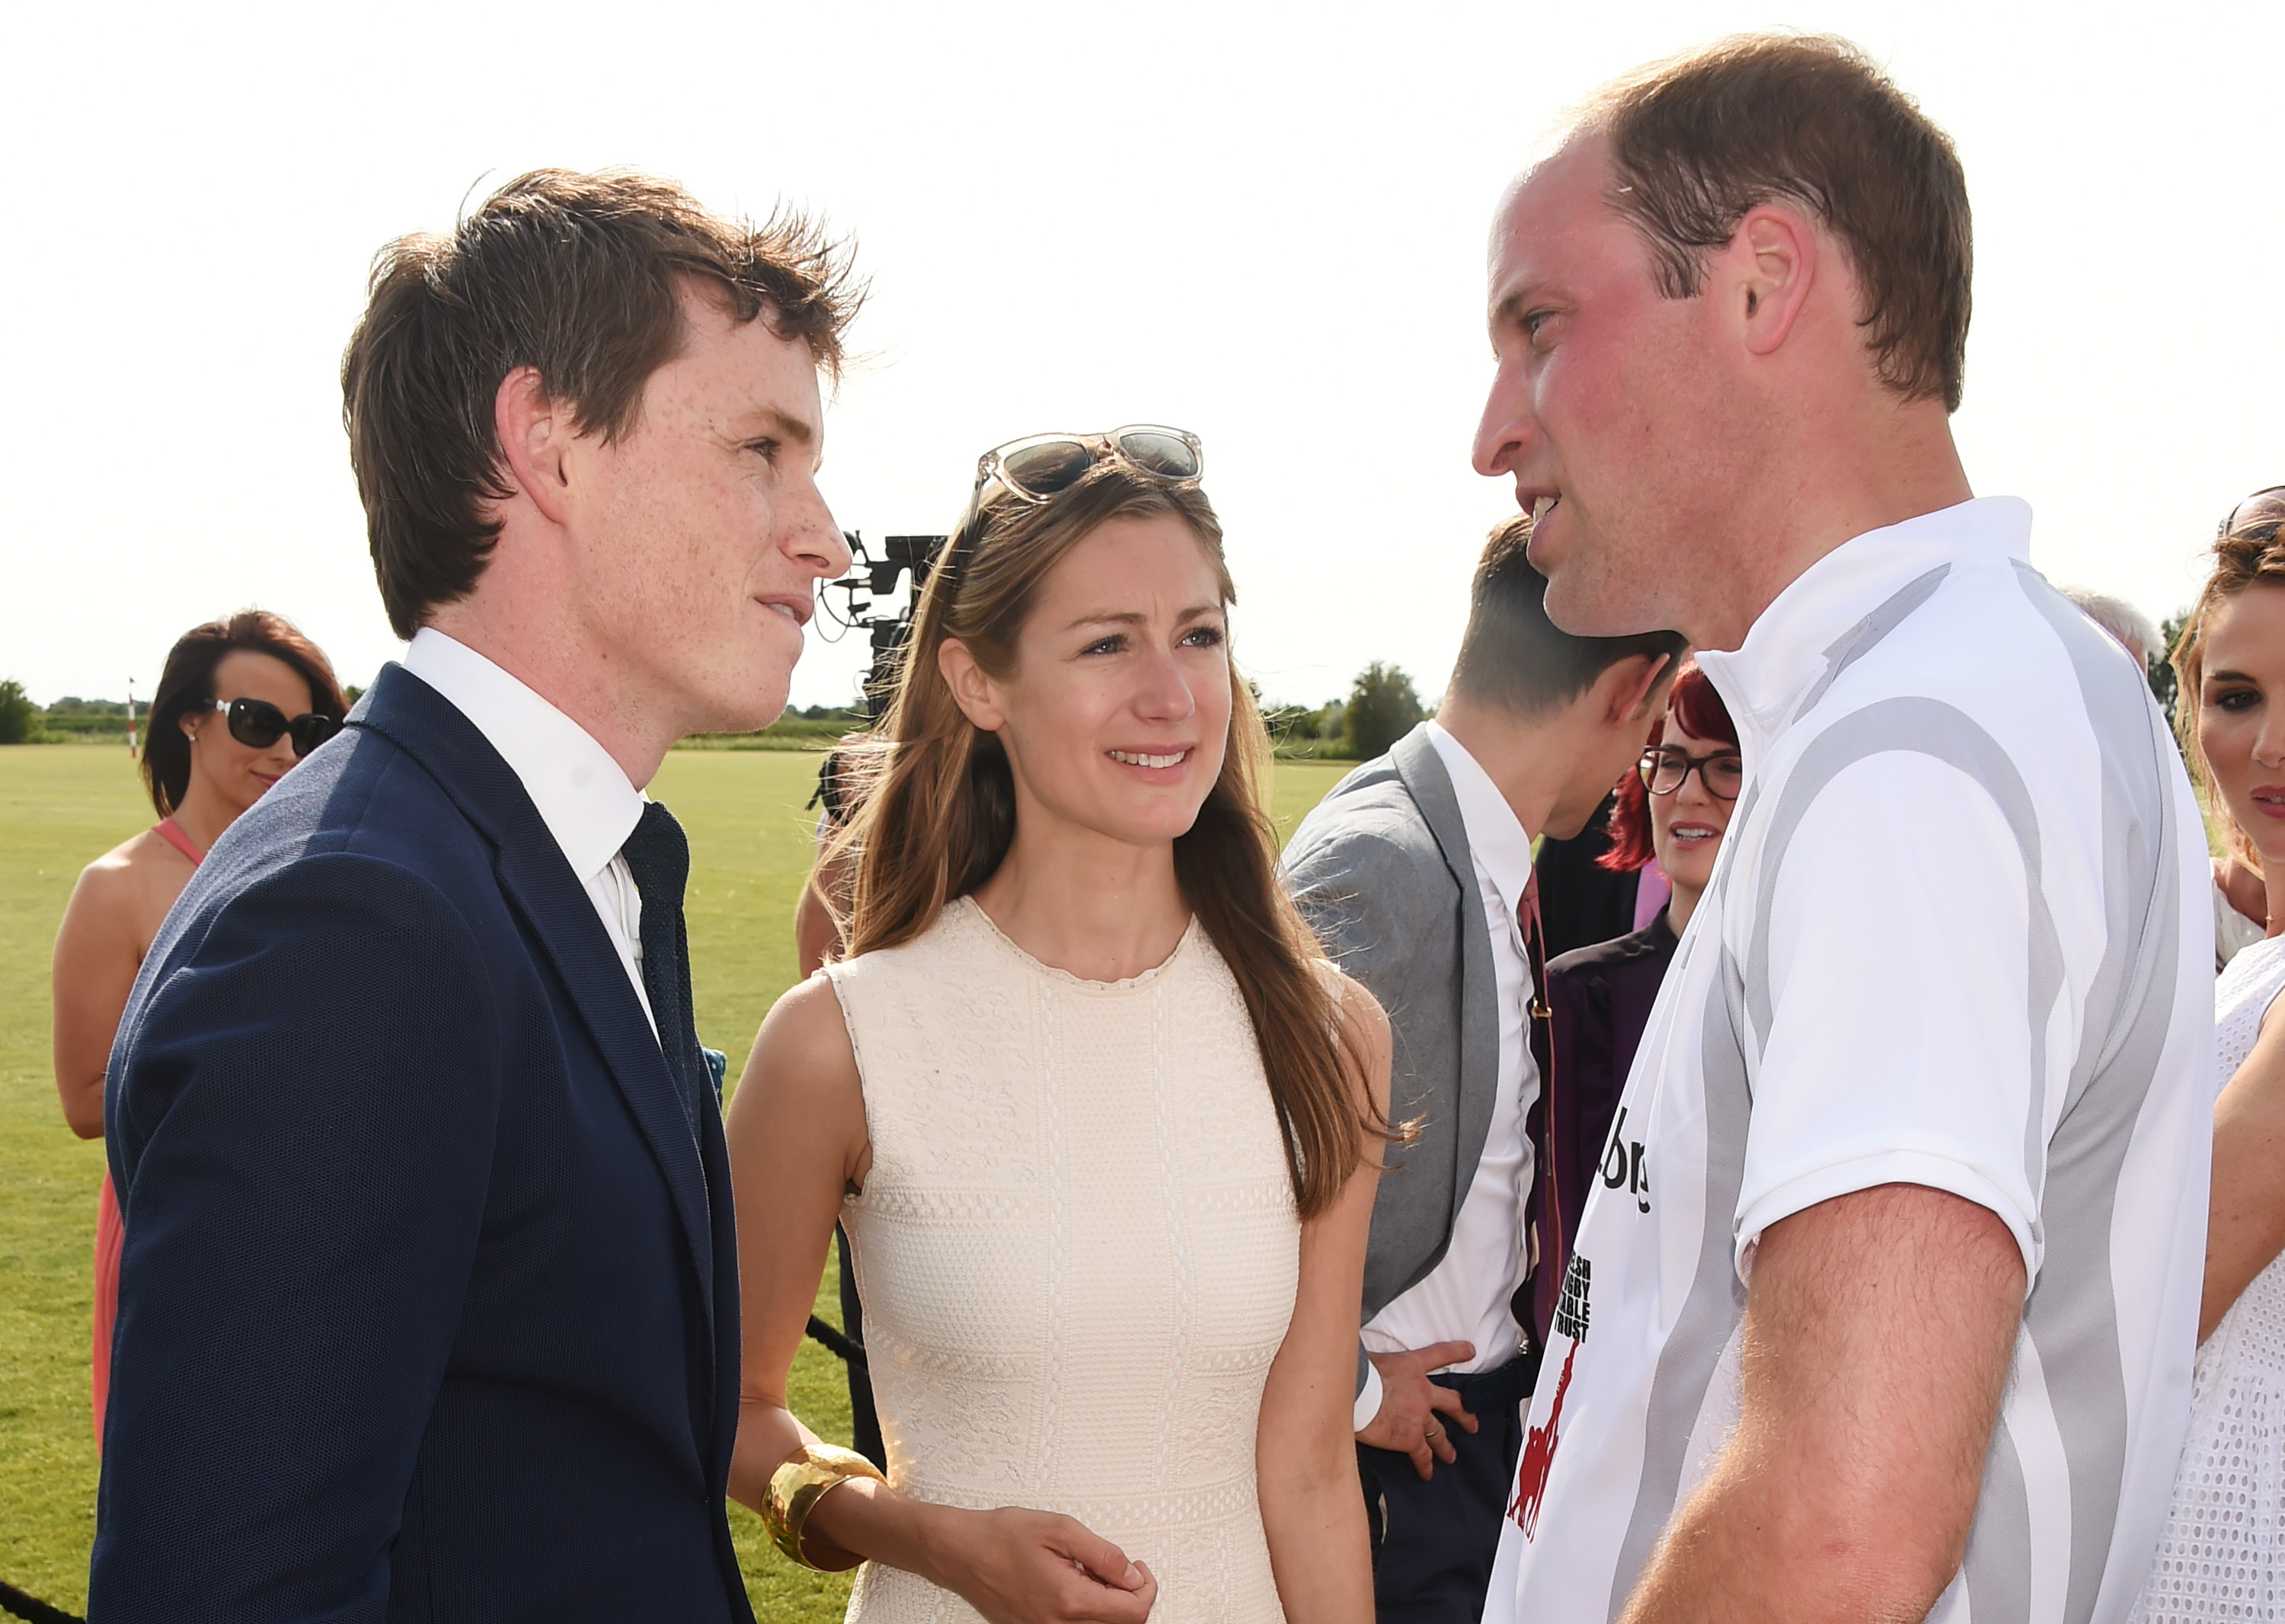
[828,456,1381,1217]
[2172,493,2285,874]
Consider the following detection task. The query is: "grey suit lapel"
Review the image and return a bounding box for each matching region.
[1389,724,1504,1246]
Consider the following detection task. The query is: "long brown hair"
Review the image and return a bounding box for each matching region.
[831,457,1382,1217]
[2173,489,2285,875]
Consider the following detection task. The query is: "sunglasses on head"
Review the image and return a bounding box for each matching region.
[208,697,341,758]
[973,425,1203,505]
[1639,745,1743,801]
[2219,484,2285,544]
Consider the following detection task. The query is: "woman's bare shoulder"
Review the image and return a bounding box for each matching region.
[738,972,862,1101]
[78,826,179,879]
[65,829,191,938]
[769,970,858,1050]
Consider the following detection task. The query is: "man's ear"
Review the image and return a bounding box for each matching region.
[494,366,574,528]
[1729,203,1818,359]
[937,638,1007,734]
[1598,651,1673,727]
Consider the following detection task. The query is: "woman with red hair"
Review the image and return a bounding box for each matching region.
[1540,660,1739,1270]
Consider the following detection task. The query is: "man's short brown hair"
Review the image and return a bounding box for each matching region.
[1449,514,1687,713]
[1580,34,1972,411]
[341,168,863,638]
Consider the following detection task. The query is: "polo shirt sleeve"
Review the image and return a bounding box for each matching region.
[1730,748,2045,1284]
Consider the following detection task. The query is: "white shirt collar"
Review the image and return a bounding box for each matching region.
[1693,495,2031,761]
[1424,721,1538,919]
[401,628,645,884]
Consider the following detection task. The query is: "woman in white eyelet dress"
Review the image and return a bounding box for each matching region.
[2132,933,2285,1622]
[2128,500,2285,1622]
[724,448,1389,1624]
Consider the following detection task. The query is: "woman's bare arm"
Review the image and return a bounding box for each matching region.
[2204,995,2285,1341]
[794,844,852,979]
[51,858,156,1138]
[1257,973,1390,1624]
[724,976,871,1514]
[724,975,1157,1624]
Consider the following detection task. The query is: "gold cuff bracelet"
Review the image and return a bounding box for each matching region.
[763,1443,887,1571]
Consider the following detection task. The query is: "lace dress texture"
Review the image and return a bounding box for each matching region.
[826,898,1302,1624]
[2133,932,2285,1622]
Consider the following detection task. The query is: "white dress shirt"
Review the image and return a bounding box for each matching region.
[401,628,657,1034]
[1354,721,1540,1427]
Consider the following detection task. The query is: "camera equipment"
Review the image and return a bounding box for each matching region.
[809,532,950,818]
[816,532,950,718]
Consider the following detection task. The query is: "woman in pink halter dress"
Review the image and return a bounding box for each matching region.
[50,612,344,1444]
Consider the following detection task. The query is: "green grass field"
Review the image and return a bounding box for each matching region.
[0,743,1349,1619]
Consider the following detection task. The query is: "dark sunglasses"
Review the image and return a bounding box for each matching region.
[1639,745,1743,801]
[208,696,341,758]
[973,425,1203,504]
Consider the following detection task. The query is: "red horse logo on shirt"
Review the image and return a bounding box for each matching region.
[1509,1340,1578,1540]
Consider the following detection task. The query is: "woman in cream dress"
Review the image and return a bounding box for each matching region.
[2133,493,2285,1620]
[727,433,1390,1624]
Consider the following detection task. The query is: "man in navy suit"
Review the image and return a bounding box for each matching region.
[91,169,859,1622]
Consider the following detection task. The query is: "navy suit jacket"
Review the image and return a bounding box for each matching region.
[90,664,753,1624]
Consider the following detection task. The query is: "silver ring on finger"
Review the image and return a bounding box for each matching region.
[1425,1423,1441,1440]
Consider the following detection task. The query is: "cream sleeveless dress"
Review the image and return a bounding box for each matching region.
[826,897,1303,1624]
[2133,931,2285,1621]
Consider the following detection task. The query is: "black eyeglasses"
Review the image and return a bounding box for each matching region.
[1639,745,1743,801]
[2219,485,2285,544]
[208,697,341,758]
[973,425,1203,505]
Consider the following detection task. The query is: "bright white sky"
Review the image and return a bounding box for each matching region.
[5,1,2280,715]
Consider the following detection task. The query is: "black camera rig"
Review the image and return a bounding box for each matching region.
[808,531,950,818]
[816,531,950,718]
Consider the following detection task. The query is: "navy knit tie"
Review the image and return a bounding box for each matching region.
[622,801,708,1138]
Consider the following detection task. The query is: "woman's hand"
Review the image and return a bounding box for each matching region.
[915,1503,1157,1624]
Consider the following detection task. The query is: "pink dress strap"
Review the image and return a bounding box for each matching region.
[152,818,205,866]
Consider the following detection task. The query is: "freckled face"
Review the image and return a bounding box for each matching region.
[2197,583,2285,870]
[572,288,852,737]
[1647,714,1738,897]
[184,650,315,817]
[978,514,1234,850]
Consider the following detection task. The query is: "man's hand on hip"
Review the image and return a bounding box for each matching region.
[1359,1341,1479,1479]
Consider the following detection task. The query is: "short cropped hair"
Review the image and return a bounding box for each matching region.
[342,168,864,638]
[1580,34,1973,411]
[1448,516,1687,714]
[142,610,348,819]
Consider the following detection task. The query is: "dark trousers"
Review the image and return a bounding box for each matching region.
[1357,1352,1536,1624]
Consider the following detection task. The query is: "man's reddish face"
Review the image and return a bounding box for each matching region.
[570,289,851,737]
[1471,136,1740,640]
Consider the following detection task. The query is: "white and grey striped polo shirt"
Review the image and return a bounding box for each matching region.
[1485,497,2213,1624]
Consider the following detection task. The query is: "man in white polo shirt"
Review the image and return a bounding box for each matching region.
[1470,34,2212,1624]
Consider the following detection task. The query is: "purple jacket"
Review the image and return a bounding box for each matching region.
[1542,911,1680,1278]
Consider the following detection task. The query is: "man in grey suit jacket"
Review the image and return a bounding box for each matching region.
[1284,517,1682,1623]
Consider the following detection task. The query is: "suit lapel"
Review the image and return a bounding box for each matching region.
[491,814,716,1310]
[351,667,717,1334]
[1389,725,1503,1239]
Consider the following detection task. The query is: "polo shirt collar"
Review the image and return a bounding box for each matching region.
[1424,720,1538,920]
[1693,495,2031,760]
[402,628,644,884]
